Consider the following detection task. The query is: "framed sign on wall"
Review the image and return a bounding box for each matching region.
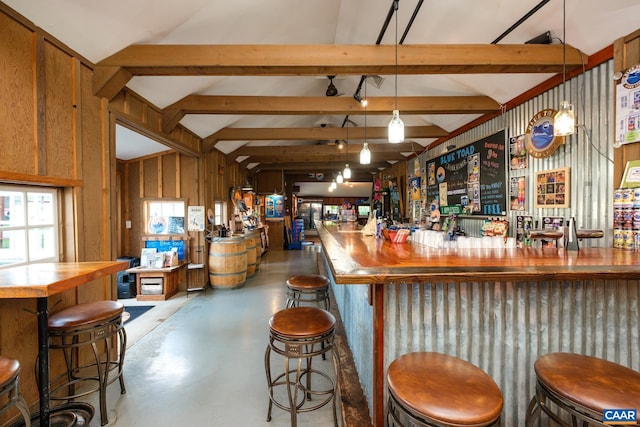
[525,109,565,158]
[535,167,570,208]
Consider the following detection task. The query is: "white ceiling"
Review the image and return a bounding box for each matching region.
[5,0,640,187]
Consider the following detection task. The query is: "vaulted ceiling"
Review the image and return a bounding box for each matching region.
[5,0,640,184]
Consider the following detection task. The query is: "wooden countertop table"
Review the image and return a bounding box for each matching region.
[316,222,640,426]
[0,261,128,427]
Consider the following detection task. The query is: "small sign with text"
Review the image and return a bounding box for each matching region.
[603,409,637,425]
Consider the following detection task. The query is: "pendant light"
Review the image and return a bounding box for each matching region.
[336,171,344,184]
[553,0,575,136]
[388,0,404,143]
[343,120,352,179]
[360,79,371,164]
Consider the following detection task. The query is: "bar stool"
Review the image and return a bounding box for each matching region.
[264,306,340,427]
[387,352,503,427]
[0,356,31,427]
[285,274,330,310]
[526,352,640,426]
[46,300,127,426]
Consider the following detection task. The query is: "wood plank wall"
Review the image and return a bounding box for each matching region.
[0,5,240,421]
[0,5,116,418]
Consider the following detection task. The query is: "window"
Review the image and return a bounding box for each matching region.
[213,201,227,226]
[144,199,186,235]
[0,185,59,268]
[357,205,370,218]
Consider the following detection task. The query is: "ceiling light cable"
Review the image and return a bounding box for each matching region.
[388,0,404,143]
[553,0,575,136]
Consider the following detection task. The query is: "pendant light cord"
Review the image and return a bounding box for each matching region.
[562,0,566,99]
[394,0,399,110]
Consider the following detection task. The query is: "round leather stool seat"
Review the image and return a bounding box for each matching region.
[285,275,330,310]
[265,307,340,427]
[387,352,503,427]
[0,356,30,427]
[48,300,124,330]
[46,300,127,426]
[526,352,640,426]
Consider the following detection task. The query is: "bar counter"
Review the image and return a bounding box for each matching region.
[316,221,640,426]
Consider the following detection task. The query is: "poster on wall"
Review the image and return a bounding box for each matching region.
[615,64,640,146]
[265,194,285,220]
[187,206,205,231]
[426,129,507,216]
[409,176,421,201]
[509,134,528,169]
[509,176,526,211]
[535,167,570,208]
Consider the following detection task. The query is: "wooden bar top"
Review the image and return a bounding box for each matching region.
[317,222,640,284]
[0,261,129,299]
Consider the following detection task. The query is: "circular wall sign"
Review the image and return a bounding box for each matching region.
[525,109,565,158]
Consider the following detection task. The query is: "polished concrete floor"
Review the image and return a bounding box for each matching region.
[79,244,369,426]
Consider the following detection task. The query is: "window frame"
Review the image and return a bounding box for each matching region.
[142,198,187,236]
[0,184,60,269]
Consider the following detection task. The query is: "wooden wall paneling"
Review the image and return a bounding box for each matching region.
[44,41,74,179]
[143,157,160,197]
[127,161,143,259]
[0,298,39,422]
[162,153,178,197]
[0,12,36,175]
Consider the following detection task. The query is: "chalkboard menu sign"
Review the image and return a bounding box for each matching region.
[426,129,507,215]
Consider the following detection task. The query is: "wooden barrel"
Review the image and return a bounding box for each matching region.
[208,236,247,288]
[244,232,258,278]
[246,230,264,275]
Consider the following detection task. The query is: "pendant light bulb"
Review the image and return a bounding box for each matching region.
[331,179,337,190]
[388,110,404,143]
[336,171,344,184]
[360,143,371,165]
[388,0,404,144]
[553,100,575,136]
[343,164,351,180]
[553,0,575,137]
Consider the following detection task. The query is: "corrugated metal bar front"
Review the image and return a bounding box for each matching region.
[385,279,640,426]
[323,255,374,416]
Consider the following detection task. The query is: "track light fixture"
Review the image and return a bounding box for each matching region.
[388,0,404,144]
[553,0,575,136]
[326,75,338,97]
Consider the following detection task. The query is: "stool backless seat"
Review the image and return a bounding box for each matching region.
[387,352,503,427]
[46,300,126,426]
[264,306,340,427]
[285,274,330,310]
[0,356,30,427]
[526,352,640,426]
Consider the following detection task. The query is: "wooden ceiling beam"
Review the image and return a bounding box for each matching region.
[94,43,585,99]
[210,126,447,143]
[166,95,497,132]
[249,161,392,172]
[230,142,421,157]
[233,152,410,164]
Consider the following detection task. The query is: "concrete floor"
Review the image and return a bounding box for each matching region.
[78,245,370,426]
